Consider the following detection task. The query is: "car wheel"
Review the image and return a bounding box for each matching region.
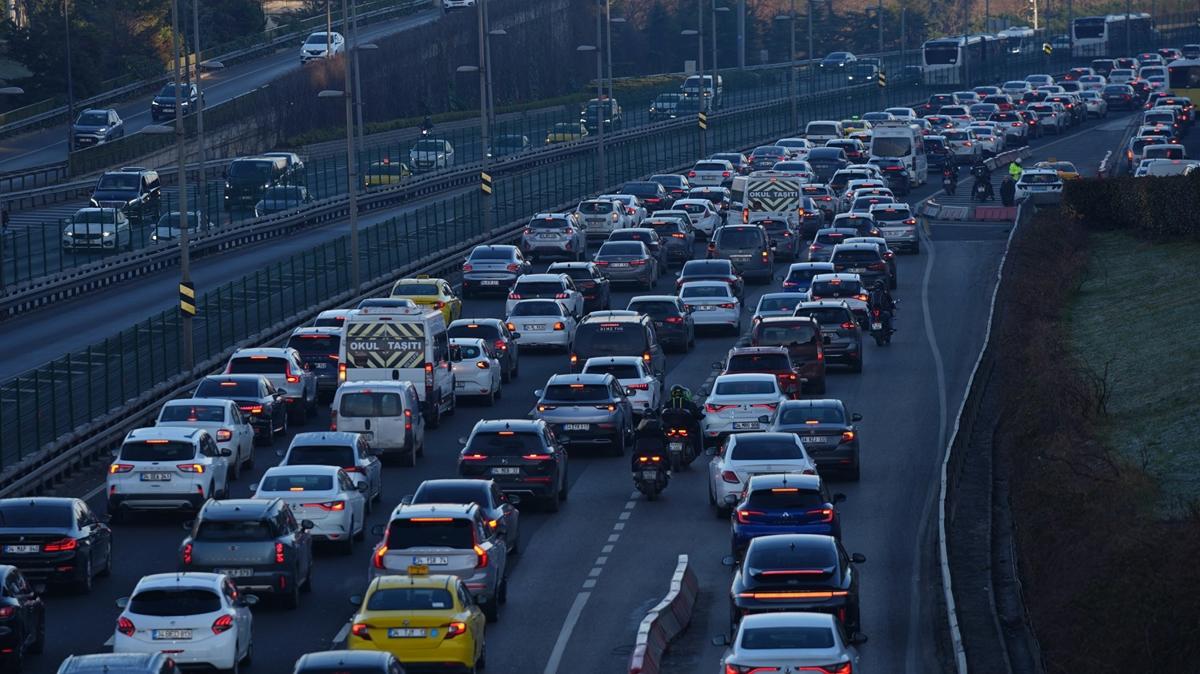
[501,362,512,384]
[30,613,45,654]
[281,574,301,609]
[244,445,256,469]
[484,389,495,406]
[558,466,569,501]
[847,457,861,481]
[75,556,93,594]
[242,638,253,665]
[277,411,289,437]
[544,487,561,512]
[301,560,313,593]
[229,452,241,481]
[477,643,487,670]
[427,397,442,429]
[482,596,499,623]
[226,645,241,674]
[353,514,366,541]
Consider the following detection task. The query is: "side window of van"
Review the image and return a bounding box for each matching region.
[433,331,449,365]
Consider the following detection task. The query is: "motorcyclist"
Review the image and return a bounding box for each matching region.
[941,163,958,194]
[870,280,896,335]
[420,115,434,135]
[1008,157,1024,182]
[631,410,668,474]
[971,158,994,201]
[661,385,703,441]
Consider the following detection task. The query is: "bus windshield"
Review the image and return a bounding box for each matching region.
[924,44,959,65]
[1073,18,1105,40]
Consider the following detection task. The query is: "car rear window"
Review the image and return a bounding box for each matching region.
[195,519,273,541]
[130,589,222,617]
[394,283,440,295]
[159,404,224,423]
[831,249,881,264]
[794,308,852,326]
[583,363,641,379]
[873,208,912,221]
[747,540,836,570]
[757,297,800,313]
[682,285,730,299]
[714,227,763,248]
[627,300,679,319]
[574,323,648,355]
[339,392,404,417]
[286,445,355,467]
[287,333,340,356]
[754,323,818,344]
[468,248,516,261]
[465,432,542,456]
[740,626,836,650]
[745,489,827,509]
[676,203,708,215]
[227,357,288,375]
[577,201,612,214]
[714,379,776,395]
[510,300,563,317]
[448,323,501,340]
[729,436,802,460]
[815,232,849,245]
[0,503,72,528]
[543,384,610,401]
[412,484,487,506]
[807,123,838,135]
[259,474,335,492]
[694,162,727,171]
[682,260,732,276]
[1021,173,1060,185]
[196,379,259,398]
[779,405,845,425]
[727,353,790,371]
[312,314,346,328]
[451,343,483,360]
[119,441,196,462]
[785,268,822,284]
[513,281,566,296]
[388,518,473,549]
[810,280,863,296]
[598,242,644,256]
[366,588,455,611]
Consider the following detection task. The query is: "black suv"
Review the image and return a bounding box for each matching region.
[457,419,568,509]
[619,181,674,212]
[569,311,665,378]
[89,167,161,222]
[150,82,202,122]
[792,300,863,373]
[547,261,612,312]
[626,294,694,352]
[179,498,315,608]
[223,156,290,209]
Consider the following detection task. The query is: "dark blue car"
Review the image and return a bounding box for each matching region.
[728,474,844,557]
[781,262,834,294]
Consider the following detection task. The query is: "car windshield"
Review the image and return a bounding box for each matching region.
[366,588,455,611]
[259,473,335,492]
[682,285,730,298]
[466,432,542,456]
[0,503,72,528]
[469,247,516,261]
[339,391,404,417]
[510,300,562,316]
[286,445,355,467]
[227,161,271,180]
[779,405,845,424]
[598,242,644,256]
[756,323,818,344]
[714,379,776,395]
[156,213,201,228]
[552,123,580,133]
[583,363,641,378]
[810,280,863,295]
[286,333,340,355]
[740,626,836,650]
[714,228,762,248]
[227,357,287,375]
[96,173,139,190]
[78,111,108,125]
[119,440,196,461]
[369,162,405,176]
[195,519,273,541]
[413,140,445,152]
[130,589,222,617]
[573,323,646,354]
[388,518,473,549]
[305,33,332,45]
[196,379,259,398]
[577,201,612,214]
[730,436,802,460]
[727,353,790,371]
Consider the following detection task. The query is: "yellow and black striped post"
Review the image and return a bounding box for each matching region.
[179,281,196,317]
[877,71,887,88]
[1042,42,1053,56]
[698,111,708,130]
[480,171,493,195]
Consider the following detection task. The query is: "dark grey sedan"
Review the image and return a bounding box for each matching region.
[626,294,695,352]
[768,398,862,480]
[594,241,658,289]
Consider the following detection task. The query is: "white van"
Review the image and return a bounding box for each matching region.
[869,120,928,186]
[330,381,426,466]
[804,120,844,145]
[338,305,455,427]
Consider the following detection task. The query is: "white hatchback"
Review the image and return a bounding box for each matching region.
[450,337,503,404]
[277,431,383,506]
[706,430,815,508]
[672,199,723,238]
[718,612,863,674]
[155,398,255,479]
[251,465,367,552]
[679,281,742,333]
[107,427,233,519]
[700,373,786,445]
[506,299,577,350]
[581,356,662,416]
[114,572,255,670]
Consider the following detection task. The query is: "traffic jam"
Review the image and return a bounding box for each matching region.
[0,44,1187,674]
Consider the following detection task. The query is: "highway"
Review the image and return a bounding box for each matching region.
[13,110,1136,673]
[0,6,441,173]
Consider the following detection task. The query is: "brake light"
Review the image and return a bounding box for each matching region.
[508,292,521,300]
[721,470,740,484]
[117,617,136,637]
[212,615,234,635]
[642,352,652,363]
[338,362,347,382]
[523,453,552,460]
[177,463,205,474]
[474,544,488,569]
[735,509,763,524]
[629,259,646,266]
[215,428,233,442]
[330,409,338,431]
[665,316,683,324]
[462,453,488,461]
[240,405,263,415]
[275,542,285,564]
[841,430,856,442]
[43,537,77,552]
[303,500,346,511]
[110,463,134,474]
[285,365,300,384]
[445,621,469,639]
[706,403,734,413]
[372,544,388,569]
[688,170,697,177]
[182,543,193,565]
[595,404,617,411]
[807,507,835,523]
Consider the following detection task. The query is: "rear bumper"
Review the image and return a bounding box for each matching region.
[109,492,207,511]
[3,554,87,584]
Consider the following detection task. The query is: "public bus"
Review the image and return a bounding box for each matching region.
[998,26,1036,56]
[1071,13,1153,58]
[922,35,1007,86]
[1167,58,1200,101]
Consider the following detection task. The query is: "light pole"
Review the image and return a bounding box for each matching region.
[737,0,746,68]
[578,41,605,190]
[712,3,730,103]
[607,15,626,101]
[807,1,814,97]
[171,0,193,369]
[63,0,75,152]
[775,8,798,130]
[456,0,496,232]
[191,0,224,222]
[348,0,378,158]
[683,0,707,157]
[877,0,884,56]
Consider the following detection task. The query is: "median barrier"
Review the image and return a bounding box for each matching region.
[627,555,699,674]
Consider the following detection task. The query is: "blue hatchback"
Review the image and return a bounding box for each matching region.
[728,473,844,557]
[781,262,834,294]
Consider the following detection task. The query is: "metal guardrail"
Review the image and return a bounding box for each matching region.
[0,163,70,193]
[0,0,433,139]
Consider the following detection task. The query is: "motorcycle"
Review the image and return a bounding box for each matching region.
[942,174,956,195]
[633,454,669,500]
[871,308,895,346]
[972,179,993,202]
[664,427,697,471]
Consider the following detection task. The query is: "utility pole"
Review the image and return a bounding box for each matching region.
[594,0,606,190]
[484,1,496,132]
[351,0,364,155]
[171,0,194,370]
[789,0,797,130]
[807,1,814,97]
[900,8,906,64]
[326,0,333,57]
[1125,0,1131,55]
[63,0,75,152]
[478,0,492,232]
[341,0,360,289]
[877,0,883,55]
[698,0,706,157]
[605,0,614,101]
[711,0,719,89]
[1033,0,1039,31]
[192,0,207,218]
[737,0,745,68]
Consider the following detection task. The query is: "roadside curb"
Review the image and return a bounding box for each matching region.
[628,554,699,674]
[922,147,1032,222]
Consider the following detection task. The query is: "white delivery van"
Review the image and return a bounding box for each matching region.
[804,120,844,144]
[330,380,426,465]
[732,176,805,228]
[338,305,455,427]
[869,120,928,186]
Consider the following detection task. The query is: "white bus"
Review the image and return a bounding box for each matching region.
[998,26,1035,55]
[922,35,1005,86]
[1071,13,1152,58]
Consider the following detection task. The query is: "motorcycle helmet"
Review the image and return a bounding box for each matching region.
[669,385,692,402]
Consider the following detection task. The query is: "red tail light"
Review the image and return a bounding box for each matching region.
[688,170,697,177]
[372,545,388,568]
[43,537,78,552]
[807,508,835,523]
[735,509,763,524]
[182,543,193,565]
[117,617,136,637]
[351,623,372,640]
[274,542,285,564]
[506,263,521,272]
[239,405,263,415]
[212,615,234,634]
[285,365,300,384]
[706,403,734,413]
[474,544,488,569]
[445,621,468,638]
[508,292,521,300]
[721,470,740,484]
[461,453,488,461]
[404,408,413,431]
[722,170,731,177]
[629,259,646,266]
[554,292,569,299]
[665,316,683,324]
[462,263,474,272]
[215,428,233,442]
[303,500,346,511]
[522,453,552,460]
[110,463,134,474]
[505,322,516,332]
[841,430,856,442]
[626,383,649,390]
[177,463,205,474]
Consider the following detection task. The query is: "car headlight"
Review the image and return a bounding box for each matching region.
[102,231,113,237]
[64,231,74,237]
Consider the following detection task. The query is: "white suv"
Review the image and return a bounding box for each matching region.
[223,347,317,424]
[107,427,234,520]
[155,398,255,479]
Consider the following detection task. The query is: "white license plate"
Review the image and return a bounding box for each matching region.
[609,263,629,268]
[871,322,883,330]
[804,436,834,444]
[455,381,466,388]
[537,233,559,239]
[640,470,661,479]
[153,629,192,640]
[388,628,427,638]
[523,324,545,331]
[215,567,253,578]
[140,472,172,481]
[849,267,866,273]
[563,423,590,430]
[668,442,684,451]
[4,544,39,554]
[733,421,760,430]
[492,467,521,475]
[413,556,449,566]
[480,280,500,286]
[697,305,716,311]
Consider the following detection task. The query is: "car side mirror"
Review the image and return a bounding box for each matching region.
[507,494,522,506]
[116,596,130,609]
[711,634,732,647]
[275,448,286,457]
[723,494,739,506]
[356,482,369,493]
[851,412,863,422]
[457,437,468,446]
[833,493,847,504]
[371,524,386,537]
[401,495,413,505]
[851,552,867,564]
[510,332,521,339]
[850,632,869,645]
[239,594,259,606]
[721,554,737,567]
[533,389,544,398]
[758,415,770,423]
[349,594,364,606]
[300,519,315,531]
[218,448,232,457]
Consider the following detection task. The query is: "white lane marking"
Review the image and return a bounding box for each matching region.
[595,556,608,565]
[103,635,114,648]
[601,544,614,554]
[333,621,351,646]
[543,591,591,674]
[624,500,636,510]
[83,482,106,501]
[582,579,597,589]
[607,534,620,543]
[618,510,631,521]
[612,522,625,531]
[588,567,602,577]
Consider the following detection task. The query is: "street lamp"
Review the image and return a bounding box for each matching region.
[712,4,730,97]
[319,86,360,290]
[607,16,625,101]
[454,0,501,231]
[578,40,605,190]
[774,10,798,130]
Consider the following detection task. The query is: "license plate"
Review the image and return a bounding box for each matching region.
[153,629,192,640]
[215,567,253,578]
[610,263,629,268]
[455,381,466,388]
[697,305,716,311]
[523,324,545,331]
[481,280,500,286]
[140,472,172,481]
[388,628,427,638]
[871,322,883,330]
[492,467,521,475]
[640,470,660,480]
[668,442,684,451]
[849,267,866,273]
[315,362,328,369]
[804,436,834,444]
[564,423,590,430]
[4,544,39,554]
[413,556,449,566]
[733,421,760,430]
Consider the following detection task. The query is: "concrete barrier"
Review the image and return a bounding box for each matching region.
[628,554,700,674]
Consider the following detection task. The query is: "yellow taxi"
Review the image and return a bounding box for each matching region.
[389,276,462,323]
[545,122,589,144]
[364,158,412,187]
[841,118,873,136]
[1035,159,1080,180]
[348,572,486,672]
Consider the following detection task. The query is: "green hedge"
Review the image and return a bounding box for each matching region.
[1064,174,1200,240]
